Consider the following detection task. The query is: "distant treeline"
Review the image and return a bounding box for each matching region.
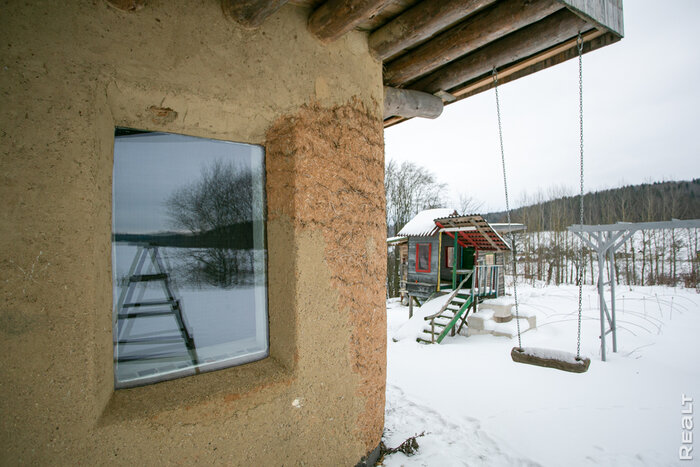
[485,179,700,229]
[483,179,700,288]
[113,223,255,249]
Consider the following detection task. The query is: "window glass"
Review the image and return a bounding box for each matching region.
[416,243,431,272]
[446,246,454,268]
[112,128,268,388]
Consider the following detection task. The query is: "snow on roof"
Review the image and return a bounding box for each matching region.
[397,208,454,237]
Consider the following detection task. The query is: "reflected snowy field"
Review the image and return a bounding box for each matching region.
[112,244,267,388]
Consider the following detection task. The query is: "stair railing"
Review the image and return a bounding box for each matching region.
[474,265,503,298]
[424,271,473,343]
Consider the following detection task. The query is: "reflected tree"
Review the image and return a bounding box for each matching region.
[166,159,254,288]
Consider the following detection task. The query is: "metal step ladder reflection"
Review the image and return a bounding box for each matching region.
[114,246,198,366]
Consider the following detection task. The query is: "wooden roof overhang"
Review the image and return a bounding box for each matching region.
[434,214,510,252]
[221,0,623,126]
[386,236,409,245]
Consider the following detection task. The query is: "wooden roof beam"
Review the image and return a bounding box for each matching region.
[383,86,443,119]
[384,27,615,127]
[369,0,497,62]
[222,0,289,28]
[449,27,609,99]
[383,0,565,86]
[413,8,592,94]
[558,0,624,37]
[308,0,394,43]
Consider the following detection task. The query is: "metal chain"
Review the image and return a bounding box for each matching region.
[492,68,522,350]
[576,32,584,360]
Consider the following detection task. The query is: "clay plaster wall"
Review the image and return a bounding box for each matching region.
[0,1,386,465]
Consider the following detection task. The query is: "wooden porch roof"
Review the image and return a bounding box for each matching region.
[226,0,623,125]
[434,214,511,252]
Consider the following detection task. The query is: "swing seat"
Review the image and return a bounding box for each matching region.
[511,347,590,373]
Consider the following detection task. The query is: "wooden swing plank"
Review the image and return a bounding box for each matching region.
[511,347,590,373]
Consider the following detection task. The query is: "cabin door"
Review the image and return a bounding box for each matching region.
[445,244,475,290]
[460,247,475,288]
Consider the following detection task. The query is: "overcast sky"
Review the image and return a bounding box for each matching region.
[385,0,700,213]
[113,133,262,234]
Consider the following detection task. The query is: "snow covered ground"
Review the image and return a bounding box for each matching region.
[382,283,700,466]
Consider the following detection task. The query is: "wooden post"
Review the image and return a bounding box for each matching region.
[452,234,458,290]
[437,232,442,292]
[383,0,564,86]
[221,0,289,28]
[408,294,413,319]
[383,86,443,120]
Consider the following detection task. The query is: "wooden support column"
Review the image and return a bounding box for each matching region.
[412,8,591,94]
[308,0,393,43]
[452,234,458,290]
[221,0,289,29]
[383,0,564,86]
[369,0,497,61]
[437,232,443,292]
[383,86,443,119]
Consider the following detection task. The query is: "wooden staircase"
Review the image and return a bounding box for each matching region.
[417,273,475,344]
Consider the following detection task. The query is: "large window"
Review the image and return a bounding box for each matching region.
[416,243,431,273]
[111,128,268,388]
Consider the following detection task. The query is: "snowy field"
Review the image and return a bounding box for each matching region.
[112,244,267,387]
[382,283,700,466]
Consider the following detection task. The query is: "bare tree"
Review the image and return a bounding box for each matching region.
[385,159,447,297]
[456,191,484,215]
[385,159,447,236]
[165,159,255,288]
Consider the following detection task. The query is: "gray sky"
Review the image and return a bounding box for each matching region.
[113,133,262,234]
[385,0,700,213]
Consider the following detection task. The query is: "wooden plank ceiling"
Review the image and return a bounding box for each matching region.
[228,0,623,127]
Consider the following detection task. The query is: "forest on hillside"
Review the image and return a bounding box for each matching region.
[484,179,700,289]
[485,179,700,229]
[385,165,700,296]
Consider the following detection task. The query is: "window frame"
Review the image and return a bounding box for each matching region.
[111,127,269,389]
[415,242,432,273]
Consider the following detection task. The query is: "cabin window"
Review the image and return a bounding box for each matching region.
[416,243,431,273]
[111,128,268,388]
[446,246,454,268]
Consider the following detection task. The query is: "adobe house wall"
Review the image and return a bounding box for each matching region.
[0,2,386,464]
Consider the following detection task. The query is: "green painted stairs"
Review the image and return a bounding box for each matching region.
[417,290,474,344]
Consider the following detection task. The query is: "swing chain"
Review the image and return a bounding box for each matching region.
[576,31,584,360]
[492,67,522,351]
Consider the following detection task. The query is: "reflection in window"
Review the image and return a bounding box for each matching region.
[416,243,431,273]
[112,128,268,388]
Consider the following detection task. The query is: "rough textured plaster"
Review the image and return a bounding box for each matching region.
[0,1,385,464]
[266,102,387,451]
